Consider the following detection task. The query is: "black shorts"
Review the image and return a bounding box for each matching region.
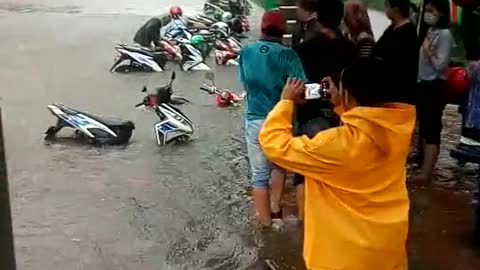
[292,113,334,186]
[416,79,447,146]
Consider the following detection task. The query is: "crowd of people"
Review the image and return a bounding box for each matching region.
[237,0,467,269]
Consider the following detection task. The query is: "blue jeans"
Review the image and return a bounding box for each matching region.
[245,119,283,188]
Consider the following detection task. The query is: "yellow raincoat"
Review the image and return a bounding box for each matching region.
[259,100,416,270]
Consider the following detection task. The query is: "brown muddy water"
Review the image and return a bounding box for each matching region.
[0,1,479,269]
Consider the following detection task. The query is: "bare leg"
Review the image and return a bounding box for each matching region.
[296,183,305,222]
[270,169,285,215]
[253,188,271,226]
[412,140,439,182]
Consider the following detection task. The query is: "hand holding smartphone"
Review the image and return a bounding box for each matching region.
[305,82,330,100]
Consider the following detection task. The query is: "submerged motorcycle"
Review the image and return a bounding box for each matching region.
[189,14,217,27]
[203,2,250,32]
[164,23,193,44]
[164,26,212,71]
[179,42,212,71]
[160,39,183,62]
[135,72,194,145]
[110,44,168,73]
[210,22,242,65]
[45,104,135,145]
[200,72,243,107]
[215,36,241,65]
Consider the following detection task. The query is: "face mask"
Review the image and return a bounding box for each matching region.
[300,12,317,23]
[424,12,439,25]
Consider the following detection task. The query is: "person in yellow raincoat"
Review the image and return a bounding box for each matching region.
[259,59,416,270]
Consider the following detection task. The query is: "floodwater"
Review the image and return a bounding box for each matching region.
[0,1,257,269]
[0,1,479,270]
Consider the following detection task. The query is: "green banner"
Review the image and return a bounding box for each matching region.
[254,0,278,10]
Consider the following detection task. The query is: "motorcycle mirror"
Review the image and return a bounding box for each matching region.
[141,86,147,93]
[205,72,215,82]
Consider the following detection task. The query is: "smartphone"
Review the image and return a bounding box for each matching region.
[305,82,329,100]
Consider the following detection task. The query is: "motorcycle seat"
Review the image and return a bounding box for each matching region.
[81,112,135,130]
[123,45,154,55]
[53,105,134,130]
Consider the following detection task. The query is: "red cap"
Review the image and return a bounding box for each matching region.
[261,10,286,34]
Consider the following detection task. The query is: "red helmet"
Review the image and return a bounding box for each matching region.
[169,6,183,18]
[446,67,471,105]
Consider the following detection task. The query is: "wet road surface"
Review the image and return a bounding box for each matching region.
[0,1,479,269]
[0,2,258,269]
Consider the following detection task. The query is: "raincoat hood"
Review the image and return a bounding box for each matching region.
[340,103,416,159]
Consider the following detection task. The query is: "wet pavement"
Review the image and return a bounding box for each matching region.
[0,2,258,269]
[0,1,479,269]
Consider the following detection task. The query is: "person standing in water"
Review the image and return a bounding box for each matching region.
[458,2,480,62]
[374,0,419,104]
[259,58,415,270]
[292,0,354,222]
[238,10,306,226]
[413,0,454,182]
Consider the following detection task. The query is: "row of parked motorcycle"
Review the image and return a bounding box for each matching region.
[110,2,251,73]
[45,1,250,145]
[45,72,237,146]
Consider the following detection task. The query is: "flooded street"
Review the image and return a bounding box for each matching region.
[0,1,479,269]
[0,1,259,269]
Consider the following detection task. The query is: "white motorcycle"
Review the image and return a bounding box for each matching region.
[45,104,135,145]
[110,44,168,73]
[134,72,194,145]
[164,26,212,71]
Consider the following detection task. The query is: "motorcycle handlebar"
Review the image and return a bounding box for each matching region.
[135,102,144,107]
[200,85,215,94]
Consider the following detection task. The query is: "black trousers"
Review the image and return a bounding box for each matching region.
[416,79,447,146]
[460,8,480,61]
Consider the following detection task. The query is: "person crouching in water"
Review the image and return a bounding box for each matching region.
[133,6,207,50]
[412,0,454,182]
[238,11,306,226]
[259,58,415,270]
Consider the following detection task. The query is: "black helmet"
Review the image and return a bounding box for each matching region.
[228,17,243,34]
[211,22,231,39]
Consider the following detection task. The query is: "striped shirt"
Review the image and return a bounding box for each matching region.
[355,33,375,59]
